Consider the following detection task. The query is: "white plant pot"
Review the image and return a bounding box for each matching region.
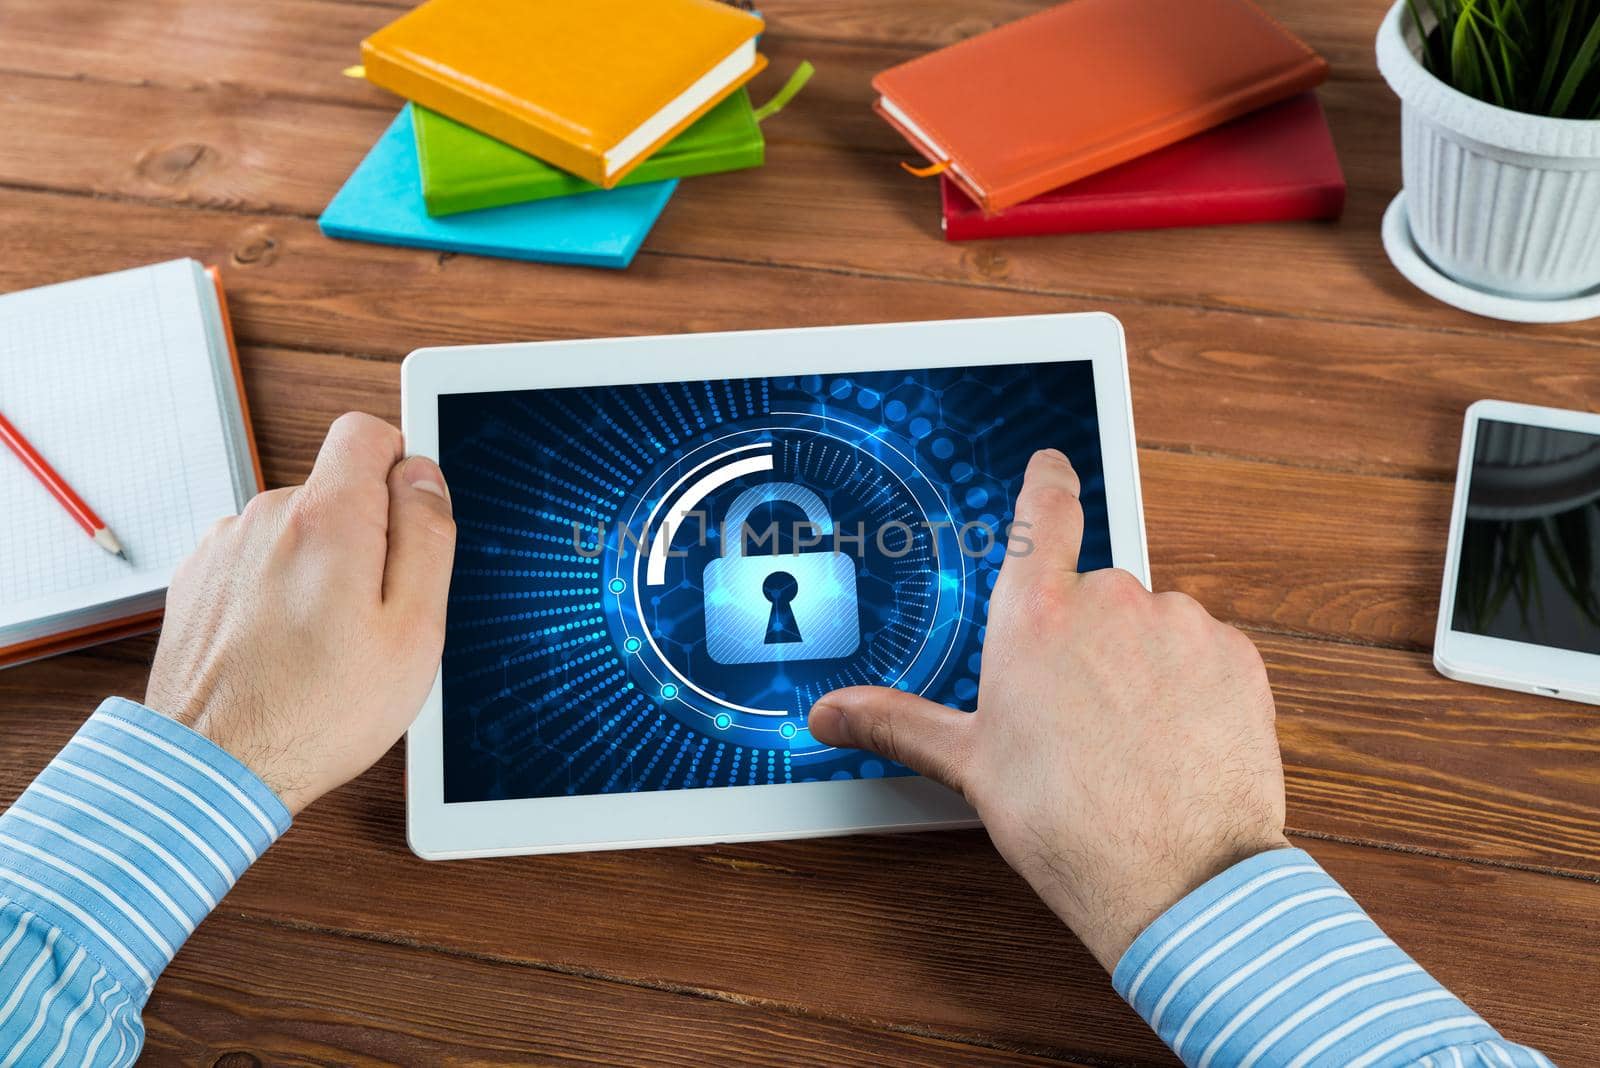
[1376,0,1600,301]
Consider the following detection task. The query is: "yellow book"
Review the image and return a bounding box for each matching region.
[361,0,766,188]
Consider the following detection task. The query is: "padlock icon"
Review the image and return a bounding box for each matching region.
[702,482,861,665]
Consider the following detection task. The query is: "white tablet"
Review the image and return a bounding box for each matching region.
[1435,399,1600,706]
[401,313,1148,859]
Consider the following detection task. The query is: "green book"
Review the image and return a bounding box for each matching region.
[414,88,765,216]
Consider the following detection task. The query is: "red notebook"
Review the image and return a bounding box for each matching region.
[874,0,1327,213]
[941,94,1346,241]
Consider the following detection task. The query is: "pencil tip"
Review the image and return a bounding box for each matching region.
[94,528,128,560]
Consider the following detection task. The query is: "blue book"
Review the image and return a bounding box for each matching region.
[319,106,677,270]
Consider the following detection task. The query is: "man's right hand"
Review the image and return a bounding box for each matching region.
[808,449,1289,971]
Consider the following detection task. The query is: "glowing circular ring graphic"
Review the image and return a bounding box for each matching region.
[604,415,968,750]
[623,430,952,715]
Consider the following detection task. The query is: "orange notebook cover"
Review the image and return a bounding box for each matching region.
[872,0,1329,214]
[0,265,260,670]
[361,0,766,188]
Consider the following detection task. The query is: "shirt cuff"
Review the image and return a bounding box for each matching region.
[1111,847,1500,1068]
[0,697,290,998]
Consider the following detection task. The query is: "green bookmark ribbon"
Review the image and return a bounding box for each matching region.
[753,61,815,123]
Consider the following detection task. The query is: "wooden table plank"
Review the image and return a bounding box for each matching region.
[0,32,1404,198]
[1262,634,1600,873]
[0,0,1396,96]
[148,914,1083,1067]
[0,0,390,107]
[190,819,1600,1067]
[0,185,1594,491]
[304,0,1412,80]
[1,38,1398,197]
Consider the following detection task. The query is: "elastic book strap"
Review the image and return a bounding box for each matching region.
[900,159,950,178]
[754,61,815,123]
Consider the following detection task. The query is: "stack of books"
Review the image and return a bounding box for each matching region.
[321,0,791,269]
[871,0,1346,241]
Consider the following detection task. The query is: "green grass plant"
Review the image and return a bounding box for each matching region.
[1406,0,1600,118]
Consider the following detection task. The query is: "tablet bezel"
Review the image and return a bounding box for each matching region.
[401,313,1149,859]
[1434,398,1600,706]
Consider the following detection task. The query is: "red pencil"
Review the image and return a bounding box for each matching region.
[0,409,128,561]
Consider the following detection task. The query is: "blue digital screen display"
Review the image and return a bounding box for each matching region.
[438,360,1109,803]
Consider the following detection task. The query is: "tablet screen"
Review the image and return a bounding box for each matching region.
[1452,419,1600,655]
[437,360,1110,803]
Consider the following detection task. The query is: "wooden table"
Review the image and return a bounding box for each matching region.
[3,1,1598,1064]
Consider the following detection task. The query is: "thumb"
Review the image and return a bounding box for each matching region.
[382,455,457,628]
[808,686,973,793]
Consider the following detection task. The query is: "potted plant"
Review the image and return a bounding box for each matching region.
[1377,1,1600,301]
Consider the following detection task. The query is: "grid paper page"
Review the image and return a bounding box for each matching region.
[0,260,241,631]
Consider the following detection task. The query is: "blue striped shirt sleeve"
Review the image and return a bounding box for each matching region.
[1113,847,1555,1068]
[0,696,290,1067]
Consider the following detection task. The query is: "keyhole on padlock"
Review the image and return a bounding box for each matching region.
[762,570,803,645]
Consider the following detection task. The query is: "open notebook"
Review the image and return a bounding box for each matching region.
[0,260,261,668]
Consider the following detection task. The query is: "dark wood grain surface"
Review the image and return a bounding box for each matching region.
[1,0,1598,1064]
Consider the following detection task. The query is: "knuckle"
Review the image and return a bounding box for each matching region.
[414,508,457,546]
[239,494,272,524]
[331,410,382,435]
[1020,483,1082,524]
[330,476,391,520]
[1156,589,1211,624]
[1085,566,1143,605]
[280,487,327,539]
[1156,589,1200,611]
[1230,626,1268,670]
[1217,625,1271,685]
[994,567,1071,631]
[866,716,899,761]
[1023,573,1074,621]
[335,410,401,450]
[240,486,294,524]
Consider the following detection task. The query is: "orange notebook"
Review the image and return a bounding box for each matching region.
[0,261,261,670]
[873,0,1329,214]
[361,0,767,188]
